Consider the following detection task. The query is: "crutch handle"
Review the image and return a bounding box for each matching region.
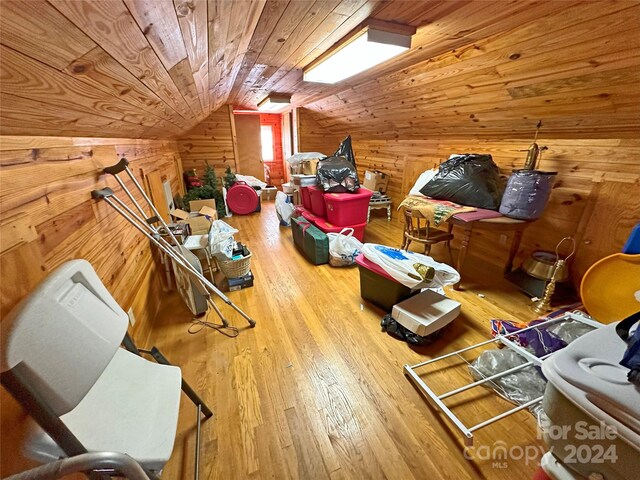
[104,157,130,175]
[91,187,115,199]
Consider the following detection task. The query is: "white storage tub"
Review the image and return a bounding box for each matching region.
[540,323,640,480]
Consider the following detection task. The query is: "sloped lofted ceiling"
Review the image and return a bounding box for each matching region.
[1,0,638,139]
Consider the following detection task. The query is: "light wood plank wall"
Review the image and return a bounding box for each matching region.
[349,137,640,282]
[0,136,183,474]
[294,107,343,156]
[296,1,640,284]
[177,105,238,177]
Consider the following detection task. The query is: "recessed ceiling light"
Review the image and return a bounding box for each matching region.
[257,94,291,112]
[303,20,416,84]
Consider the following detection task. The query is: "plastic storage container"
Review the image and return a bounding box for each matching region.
[291,174,317,186]
[300,186,312,210]
[541,323,639,480]
[324,188,373,226]
[308,185,327,218]
[301,209,321,225]
[314,217,366,242]
[355,254,418,311]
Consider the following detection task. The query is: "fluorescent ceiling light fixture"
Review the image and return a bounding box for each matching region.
[257,94,291,112]
[303,21,416,84]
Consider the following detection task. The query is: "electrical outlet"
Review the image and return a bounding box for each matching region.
[499,234,508,245]
[127,307,136,326]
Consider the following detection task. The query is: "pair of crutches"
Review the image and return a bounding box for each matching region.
[91,158,256,334]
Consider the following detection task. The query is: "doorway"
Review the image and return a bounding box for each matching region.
[233,113,264,181]
[259,114,284,188]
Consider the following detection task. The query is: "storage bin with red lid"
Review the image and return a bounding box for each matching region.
[301,209,322,225]
[324,188,373,226]
[300,186,312,210]
[314,218,366,242]
[355,254,418,311]
[307,185,326,218]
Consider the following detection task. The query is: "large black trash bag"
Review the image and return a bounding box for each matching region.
[333,135,357,169]
[381,314,443,346]
[316,155,360,192]
[419,154,505,210]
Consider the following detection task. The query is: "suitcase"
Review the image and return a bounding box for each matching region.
[291,216,329,265]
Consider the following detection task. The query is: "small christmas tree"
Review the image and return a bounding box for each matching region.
[223,165,237,189]
[203,164,218,190]
[182,164,226,218]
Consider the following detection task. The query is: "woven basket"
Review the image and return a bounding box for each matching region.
[217,253,252,278]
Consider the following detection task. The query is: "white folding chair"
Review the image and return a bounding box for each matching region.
[1,259,212,479]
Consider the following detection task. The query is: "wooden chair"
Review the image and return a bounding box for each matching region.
[401,208,455,264]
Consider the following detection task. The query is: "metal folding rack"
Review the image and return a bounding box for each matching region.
[404,311,602,446]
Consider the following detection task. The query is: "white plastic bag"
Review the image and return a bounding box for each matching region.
[361,243,460,289]
[275,191,295,226]
[327,228,363,267]
[208,220,238,259]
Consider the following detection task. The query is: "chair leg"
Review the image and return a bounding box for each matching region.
[424,244,431,256]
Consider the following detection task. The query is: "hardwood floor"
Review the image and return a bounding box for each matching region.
[147,201,548,479]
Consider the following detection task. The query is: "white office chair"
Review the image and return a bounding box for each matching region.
[1,259,211,479]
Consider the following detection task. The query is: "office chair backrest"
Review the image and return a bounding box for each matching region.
[1,259,129,416]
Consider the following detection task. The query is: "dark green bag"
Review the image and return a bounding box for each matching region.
[291,216,329,265]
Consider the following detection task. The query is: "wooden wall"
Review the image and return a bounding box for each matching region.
[177,105,238,178]
[0,135,182,475]
[296,2,640,284]
[294,107,343,155]
[350,137,640,282]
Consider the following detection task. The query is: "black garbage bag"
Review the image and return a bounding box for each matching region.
[419,154,505,210]
[316,155,360,192]
[333,135,357,169]
[381,314,443,346]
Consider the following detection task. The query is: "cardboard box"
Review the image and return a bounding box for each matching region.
[172,198,217,235]
[183,216,211,235]
[301,159,319,175]
[363,170,389,193]
[188,198,216,213]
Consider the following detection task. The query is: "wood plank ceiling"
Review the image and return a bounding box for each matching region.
[1,0,638,138]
